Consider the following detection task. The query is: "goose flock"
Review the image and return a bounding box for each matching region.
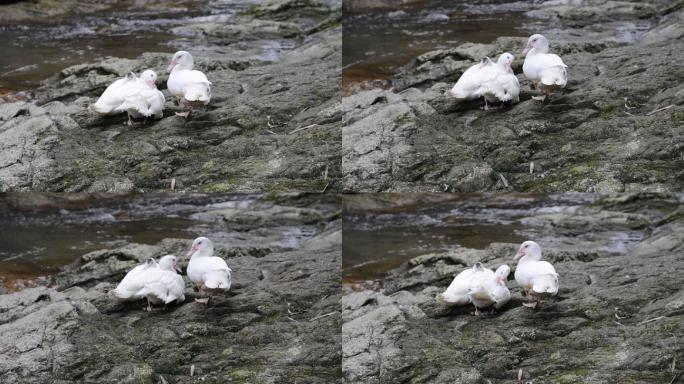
[448,34,567,107]
[111,237,232,310]
[439,240,559,314]
[90,50,211,125]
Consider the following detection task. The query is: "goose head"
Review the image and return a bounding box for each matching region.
[514,240,542,262]
[187,236,213,258]
[497,52,515,74]
[522,34,549,56]
[168,51,194,72]
[494,264,510,283]
[158,255,182,273]
[139,70,158,88]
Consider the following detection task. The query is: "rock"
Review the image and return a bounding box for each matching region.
[342,10,684,192]
[342,194,684,383]
[0,2,341,193]
[0,194,342,383]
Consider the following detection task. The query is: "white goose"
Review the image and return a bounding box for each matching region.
[467,263,512,315]
[439,266,477,305]
[141,255,186,310]
[90,70,165,125]
[186,237,232,304]
[167,51,212,118]
[513,241,559,308]
[448,53,520,109]
[522,34,567,102]
[440,262,511,315]
[117,70,165,124]
[111,257,157,301]
[482,53,520,105]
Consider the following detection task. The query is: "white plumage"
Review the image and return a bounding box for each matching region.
[522,34,567,101]
[448,53,520,108]
[514,241,559,308]
[111,258,158,301]
[186,237,232,304]
[439,267,476,305]
[167,51,212,118]
[90,70,165,125]
[118,70,165,120]
[440,262,511,314]
[141,255,186,306]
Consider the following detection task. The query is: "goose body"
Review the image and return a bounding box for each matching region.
[112,258,158,301]
[514,241,559,308]
[186,237,232,304]
[468,264,511,311]
[91,70,165,124]
[522,34,567,100]
[448,53,520,106]
[439,267,476,305]
[167,51,211,117]
[116,70,165,120]
[90,72,139,115]
[141,255,185,305]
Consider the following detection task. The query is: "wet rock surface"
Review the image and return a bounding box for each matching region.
[0,194,342,383]
[342,1,684,192]
[0,0,341,193]
[342,193,684,383]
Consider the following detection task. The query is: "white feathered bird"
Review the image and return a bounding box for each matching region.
[467,263,512,315]
[167,51,212,118]
[186,237,232,305]
[448,53,520,109]
[140,255,186,310]
[439,266,477,305]
[90,70,165,125]
[522,34,567,102]
[111,258,157,301]
[117,70,165,123]
[514,240,559,309]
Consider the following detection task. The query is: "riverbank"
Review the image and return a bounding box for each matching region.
[342,1,684,192]
[0,0,342,193]
[0,193,342,383]
[342,192,684,383]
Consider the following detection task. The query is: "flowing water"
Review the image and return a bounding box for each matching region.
[342,0,536,94]
[0,193,317,292]
[342,193,645,286]
[0,0,286,96]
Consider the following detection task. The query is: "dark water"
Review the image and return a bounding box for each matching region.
[342,0,534,94]
[0,193,314,291]
[0,0,283,94]
[342,193,645,285]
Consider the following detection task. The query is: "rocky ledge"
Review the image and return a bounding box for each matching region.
[342,1,684,192]
[0,0,341,193]
[0,194,342,383]
[343,193,684,383]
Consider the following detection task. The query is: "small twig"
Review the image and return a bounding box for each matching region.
[518,368,523,381]
[646,104,674,116]
[287,316,298,322]
[170,178,176,191]
[669,373,679,384]
[499,173,509,188]
[266,129,277,135]
[321,182,330,193]
[289,123,318,134]
[309,311,337,322]
[637,316,665,326]
[529,161,534,174]
[190,364,195,377]
[160,375,168,384]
